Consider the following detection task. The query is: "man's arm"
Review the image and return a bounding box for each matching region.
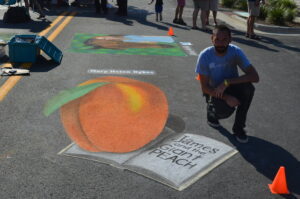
[214,65,259,97]
[199,74,241,107]
[199,74,216,97]
[226,65,259,85]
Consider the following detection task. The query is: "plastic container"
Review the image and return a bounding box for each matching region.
[0,0,16,5]
[35,36,63,64]
[8,34,63,63]
[8,35,40,63]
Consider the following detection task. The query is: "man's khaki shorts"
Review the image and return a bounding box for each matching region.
[248,1,260,16]
[193,0,209,11]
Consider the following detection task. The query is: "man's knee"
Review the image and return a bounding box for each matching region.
[243,83,255,98]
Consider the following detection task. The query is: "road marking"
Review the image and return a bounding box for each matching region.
[1,63,12,68]
[39,11,69,37]
[0,12,76,102]
[180,42,192,46]
[88,69,156,75]
[182,46,198,56]
[47,12,76,42]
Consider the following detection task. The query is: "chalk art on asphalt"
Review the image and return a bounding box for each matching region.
[69,34,186,56]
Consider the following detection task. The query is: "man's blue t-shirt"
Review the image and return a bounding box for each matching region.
[195,44,251,88]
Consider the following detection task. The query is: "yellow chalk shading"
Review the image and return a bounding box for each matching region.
[116,83,144,113]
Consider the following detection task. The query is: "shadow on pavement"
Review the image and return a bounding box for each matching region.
[103,5,169,31]
[259,37,300,53]
[166,114,186,133]
[0,18,52,33]
[43,5,170,31]
[161,21,190,31]
[217,126,300,198]
[29,56,60,72]
[223,24,300,53]
[226,28,279,52]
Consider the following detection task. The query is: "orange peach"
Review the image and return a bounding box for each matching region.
[60,76,168,153]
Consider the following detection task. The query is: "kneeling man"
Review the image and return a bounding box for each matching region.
[195,25,259,143]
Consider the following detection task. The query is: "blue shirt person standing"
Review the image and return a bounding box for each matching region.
[195,25,259,143]
[149,0,163,21]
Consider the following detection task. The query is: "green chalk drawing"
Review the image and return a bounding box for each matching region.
[43,82,110,117]
[69,34,186,56]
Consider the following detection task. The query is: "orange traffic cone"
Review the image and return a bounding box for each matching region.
[268,166,290,194]
[195,74,201,80]
[168,27,174,36]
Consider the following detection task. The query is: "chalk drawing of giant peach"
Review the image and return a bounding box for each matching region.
[43,76,168,153]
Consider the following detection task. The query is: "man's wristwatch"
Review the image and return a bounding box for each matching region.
[224,79,229,87]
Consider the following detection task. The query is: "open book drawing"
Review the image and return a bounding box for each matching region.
[59,128,238,191]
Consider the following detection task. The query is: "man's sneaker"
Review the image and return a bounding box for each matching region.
[207,118,220,128]
[234,134,249,143]
[233,127,248,143]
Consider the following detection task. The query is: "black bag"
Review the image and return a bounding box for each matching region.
[205,95,235,119]
[3,6,31,23]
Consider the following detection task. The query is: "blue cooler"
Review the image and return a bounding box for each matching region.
[0,0,16,5]
[8,35,40,63]
[8,35,63,64]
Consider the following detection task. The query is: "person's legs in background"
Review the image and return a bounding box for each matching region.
[247,15,255,35]
[155,4,163,21]
[178,5,186,25]
[176,0,186,25]
[101,0,107,14]
[95,0,100,13]
[206,10,210,25]
[208,0,218,25]
[212,10,217,25]
[24,0,30,14]
[173,3,180,23]
[246,1,260,39]
[199,0,209,30]
[192,0,200,29]
[119,0,127,16]
[32,0,45,18]
[200,8,207,29]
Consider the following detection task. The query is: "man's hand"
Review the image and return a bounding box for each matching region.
[214,82,227,99]
[224,95,240,107]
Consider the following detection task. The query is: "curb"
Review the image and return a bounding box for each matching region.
[232,14,300,34]
[217,8,300,35]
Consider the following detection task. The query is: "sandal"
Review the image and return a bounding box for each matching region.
[200,27,211,33]
[249,34,261,40]
[191,26,200,30]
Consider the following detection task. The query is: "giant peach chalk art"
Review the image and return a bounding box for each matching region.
[43,76,169,153]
